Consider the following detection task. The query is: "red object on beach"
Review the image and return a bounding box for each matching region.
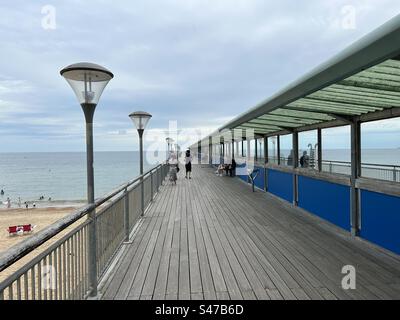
[7,224,34,236]
[8,226,18,234]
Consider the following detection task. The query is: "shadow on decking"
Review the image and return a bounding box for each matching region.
[100,165,400,300]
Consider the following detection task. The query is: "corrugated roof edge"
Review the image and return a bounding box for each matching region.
[190,13,400,149]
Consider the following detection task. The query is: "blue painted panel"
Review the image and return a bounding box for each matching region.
[254,166,265,190]
[360,190,400,254]
[268,170,293,203]
[298,176,350,231]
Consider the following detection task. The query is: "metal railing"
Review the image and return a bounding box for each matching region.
[0,163,169,300]
[252,156,400,183]
[322,160,400,182]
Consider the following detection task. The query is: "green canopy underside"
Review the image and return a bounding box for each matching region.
[228,59,400,137]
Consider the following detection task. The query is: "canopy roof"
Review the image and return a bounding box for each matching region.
[194,14,400,146]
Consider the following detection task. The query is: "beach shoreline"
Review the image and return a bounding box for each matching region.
[0,200,85,210]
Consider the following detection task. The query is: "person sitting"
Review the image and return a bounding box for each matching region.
[217,164,225,176]
[300,151,310,168]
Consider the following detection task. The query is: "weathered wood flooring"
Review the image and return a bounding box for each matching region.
[101,165,400,300]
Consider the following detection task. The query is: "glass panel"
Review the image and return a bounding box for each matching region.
[242,141,247,157]
[321,125,351,175]
[361,117,400,182]
[298,130,317,169]
[256,138,264,162]
[268,136,278,164]
[279,134,293,167]
[249,139,255,159]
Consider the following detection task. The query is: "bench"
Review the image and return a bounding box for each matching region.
[7,224,35,236]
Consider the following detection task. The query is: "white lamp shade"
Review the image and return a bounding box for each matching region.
[129,111,152,130]
[60,62,113,105]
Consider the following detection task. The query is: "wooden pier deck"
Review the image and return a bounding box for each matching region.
[101,165,400,300]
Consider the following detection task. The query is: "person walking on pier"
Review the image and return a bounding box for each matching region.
[185,149,192,179]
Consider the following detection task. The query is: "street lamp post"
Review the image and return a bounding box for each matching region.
[60,62,113,298]
[129,111,152,216]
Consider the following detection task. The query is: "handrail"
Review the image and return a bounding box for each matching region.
[321,159,400,168]
[0,163,164,273]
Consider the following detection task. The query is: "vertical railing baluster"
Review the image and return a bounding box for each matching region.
[31,267,36,300]
[63,242,66,300]
[16,278,21,300]
[54,249,58,300]
[74,234,78,299]
[58,245,62,300]
[9,284,14,301]
[24,272,29,300]
[67,239,71,300]
[49,252,53,300]
[38,261,42,300]
[77,231,82,299]
[43,256,48,300]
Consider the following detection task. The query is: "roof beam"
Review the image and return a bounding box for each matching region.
[327,113,354,124]
[282,105,363,116]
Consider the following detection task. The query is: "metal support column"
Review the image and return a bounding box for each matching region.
[124,186,129,241]
[198,141,201,164]
[350,120,361,237]
[150,171,153,201]
[277,135,281,165]
[255,139,258,162]
[264,136,268,192]
[293,132,299,206]
[317,128,322,172]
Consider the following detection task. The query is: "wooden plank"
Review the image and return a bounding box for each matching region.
[178,181,191,300]
[191,293,204,300]
[185,183,203,295]
[216,291,230,300]
[152,181,179,299]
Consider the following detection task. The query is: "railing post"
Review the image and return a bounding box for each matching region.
[150,171,154,201]
[350,120,361,237]
[292,132,299,206]
[393,166,397,182]
[156,167,159,192]
[329,161,332,173]
[140,176,144,217]
[124,186,129,242]
[317,128,322,172]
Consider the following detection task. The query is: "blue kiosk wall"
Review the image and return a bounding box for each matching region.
[267,169,293,203]
[297,176,351,231]
[360,190,400,255]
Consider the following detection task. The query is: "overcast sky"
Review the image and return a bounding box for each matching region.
[1,0,400,152]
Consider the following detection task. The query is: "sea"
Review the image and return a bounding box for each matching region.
[0,151,161,207]
[0,149,399,207]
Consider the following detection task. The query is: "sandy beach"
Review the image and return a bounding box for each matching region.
[0,206,84,284]
[0,207,79,255]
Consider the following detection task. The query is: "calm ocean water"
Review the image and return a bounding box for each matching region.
[0,152,159,206]
[0,149,398,206]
